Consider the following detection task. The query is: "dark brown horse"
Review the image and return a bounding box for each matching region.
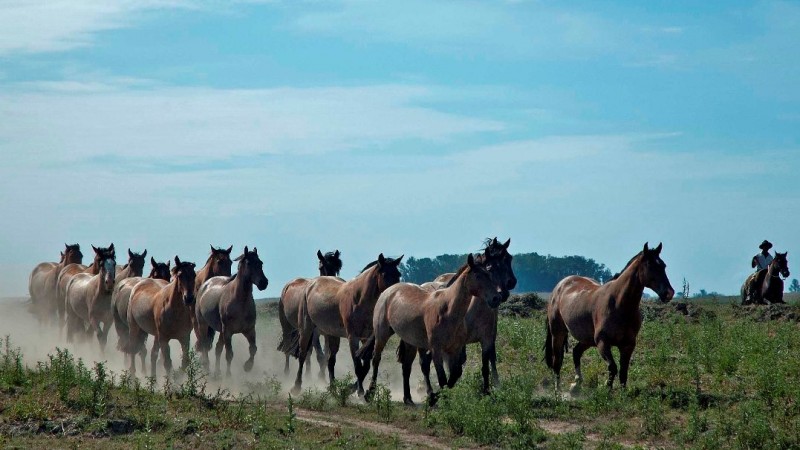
[57,244,111,335]
[362,254,508,405]
[278,249,343,379]
[116,249,147,280]
[112,257,172,366]
[195,247,269,376]
[65,246,117,350]
[545,243,674,393]
[29,244,83,325]
[742,252,790,305]
[126,257,197,377]
[291,253,403,395]
[415,238,517,395]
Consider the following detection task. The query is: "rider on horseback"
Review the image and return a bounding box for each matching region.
[752,240,774,272]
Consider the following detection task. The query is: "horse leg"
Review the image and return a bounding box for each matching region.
[214,333,225,378]
[418,349,435,397]
[161,338,173,378]
[291,319,316,395]
[446,352,464,389]
[551,330,568,392]
[324,335,341,387]
[569,341,591,394]
[284,354,290,376]
[399,342,417,405]
[597,340,618,389]
[479,343,491,394]
[89,316,105,355]
[349,337,369,396]
[179,334,191,371]
[313,329,327,380]
[364,336,388,401]
[618,343,636,388]
[223,327,235,377]
[431,350,448,390]
[150,338,160,379]
[243,327,257,373]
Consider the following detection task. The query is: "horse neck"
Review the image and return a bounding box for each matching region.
[608,261,645,311]
[442,269,474,318]
[166,280,187,310]
[350,266,381,303]
[232,270,253,301]
[88,259,102,275]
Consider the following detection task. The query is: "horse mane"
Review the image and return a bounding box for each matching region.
[360,260,378,273]
[608,251,643,282]
[445,261,472,288]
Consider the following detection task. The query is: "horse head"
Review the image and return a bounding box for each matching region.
[126,248,147,277]
[638,242,674,303]
[236,246,269,291]
[465,253,509,308]
[64,243,83,265]
[95,245,116,292]
[373,253,404,292]
[207,244,233,277]
[772,252,790,279]
[148,257,171,281]
[173,256,197,306]
[317,249,343,276]
[481,237,517,292]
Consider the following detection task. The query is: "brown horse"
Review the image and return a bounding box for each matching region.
[111,257,172,366]
[742,252,790,305]
[126,257,197,377]
[545,243,674,393]
[195,245,233,295]
[415,238,517,394]
[57,245,111,335]
[116,249,147,280]
[195,247,269,376]
[291,253,403,395]
[362,254,509,405]
[29,244,83,325]
[65,246,117,350]
[278,249,343,379]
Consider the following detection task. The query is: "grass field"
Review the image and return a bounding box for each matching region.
[2,297,800,449]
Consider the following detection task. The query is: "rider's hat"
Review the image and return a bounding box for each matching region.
[759,240,773,251]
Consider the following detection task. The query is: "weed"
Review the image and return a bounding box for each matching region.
[329,373,355,407]
[370,383,395,422]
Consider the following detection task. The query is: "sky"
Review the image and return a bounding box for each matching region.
[1,0,799,297]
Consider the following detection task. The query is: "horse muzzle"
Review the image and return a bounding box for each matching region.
[659,287,675,303]
[257,277,268,291]
[184,294,196,306]
[507,277,517,291]
[487,288,510,308]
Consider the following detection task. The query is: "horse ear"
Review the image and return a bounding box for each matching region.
[210,244,215,253]
[243,246,249,255]
[65,243,69,249]
[467,253,476,267]
[492,237,498,245]
[654,242,663,255]
[175,256,181,267]
[151,257,157,267]
[142,249,147,258]
[92,245,98,253]
[252,247,258,254]
[394,255,404,265]
[503,238,511,249]
[317,250,324,261]
[128,248,134,259]
[643,242,650,253]
[109,243,115,252]
[226,245,233,254]
[335,250,340,258]
[378,253,386,267]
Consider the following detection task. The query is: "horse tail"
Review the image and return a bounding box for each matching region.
[543,317,554,369]
[356,335,376,363]
[276,292,300,358]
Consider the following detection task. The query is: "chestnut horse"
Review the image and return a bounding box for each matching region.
[195,247,269,376]
[291,253,403,395]
[278,249,343,379]
[65,246,117,350]
[362,254,509,405]
[412,238,517,395]
[111,257,171,366]
[126,257,197,377]
[195,245,233,295]
[116,249,147,280]
[57,244,112,335]
[545,243,674,393]
[29,244,83,325]
[741,252,790,305]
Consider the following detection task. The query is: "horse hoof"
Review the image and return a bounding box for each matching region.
[427,393,440,407]
[364,388,375,402]
[569,383,582,395]
[290,385,302,396]
[243,360,254,372]
[403,397,415,406]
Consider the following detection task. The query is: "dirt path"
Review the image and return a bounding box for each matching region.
[294,408,454,450]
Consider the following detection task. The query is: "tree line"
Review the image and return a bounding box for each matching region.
[400,252,613,293]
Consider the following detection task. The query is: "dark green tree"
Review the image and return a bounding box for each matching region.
[790,279,800,293]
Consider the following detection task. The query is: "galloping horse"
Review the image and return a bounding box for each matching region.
[65,246,117,350]
[545,243,674,393]
[116,249,147,280]
[57,244,111,333]
[195,247,269,376]
[193,245,233,332]
[291,253,403,395]
[111,257,171,365]
[126,257,197,377]
[29,244,83,325]
[741,252,790,305]
[362,254,508,405]
[278,249,343,379]
[415,238,517,394]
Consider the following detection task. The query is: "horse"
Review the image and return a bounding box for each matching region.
[111,257,172,367]
[126,257,197,377]
[413,238,517,395]
[278,249,343,379]
[361,253,509,405]
[193,245,233,332]
[116,249,147,280]
[29,244,83,325]
[64,246,117,350]
[57,244,112,336]
[544,243,674,393]
[195,247,269,376]
[741,252,790,305]
[290,253,403,395]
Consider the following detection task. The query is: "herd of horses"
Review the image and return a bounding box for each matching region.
[25,239,789,405]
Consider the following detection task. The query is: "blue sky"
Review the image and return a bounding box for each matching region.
[1,0,799,297]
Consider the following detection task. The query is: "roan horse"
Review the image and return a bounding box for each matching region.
[195,247,269,376]
[126,257,197,377]
[111,257,172,367]
[29,244,83,325]
[290,253,403,395]
[545,243,674,393]
[57,244,112,334]
[278,249,343,379]
[415,238,517,394]
[193,245,233,332]
[65,245,117,350]
[741,252,790,305]
[361,254,509,405]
